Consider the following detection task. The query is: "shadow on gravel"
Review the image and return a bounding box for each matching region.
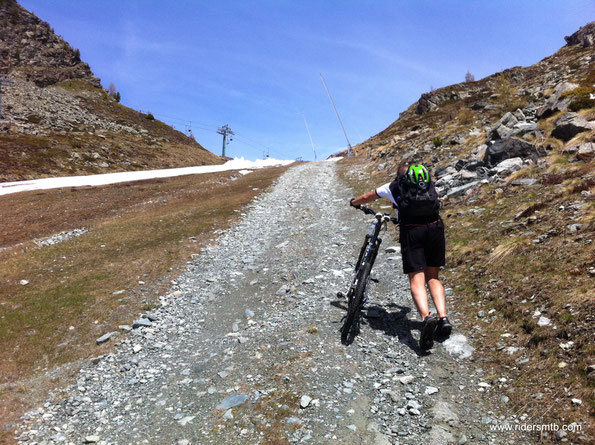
[331,299,429,356]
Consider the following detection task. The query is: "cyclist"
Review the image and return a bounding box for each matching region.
[349,162,451,351]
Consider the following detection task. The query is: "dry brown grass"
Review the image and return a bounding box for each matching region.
[0,164,291,442]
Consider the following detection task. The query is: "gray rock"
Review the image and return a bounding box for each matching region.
[216,394,249,409]
[537,316,551,327]
[244,309,255,318]
[132,318,152,329]
[490,157,524,176]
[551,112,595,141]
[576,142,595,161]
[445,181,482,199]
[564,22,595,47]
[96,332,116,344]
[483,138,542,167]
[300,395,312,408]
[536,81,579,118]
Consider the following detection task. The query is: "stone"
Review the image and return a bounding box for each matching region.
[216,394,249,410]
[551,112,594,141]
[19,279,29,286]
[399,375,415,385]
[84,436,100,443]
[536,82,579,118]
[96,332,117,344]
[177,416,195,426]
[425,386,439,395]
[244,309,255,318]
[537,316,551,327]
[222,409,233,420]
[483,138,542,167]
[576,142,595,161]
[132,318,152,329]
[300,395,312,408]
[445,181,482,199]
[490,157,524,176]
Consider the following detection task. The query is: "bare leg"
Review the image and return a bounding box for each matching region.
[424,266,447,318]
[408,271,430,318]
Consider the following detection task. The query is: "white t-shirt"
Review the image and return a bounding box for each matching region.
[375,182,397,206]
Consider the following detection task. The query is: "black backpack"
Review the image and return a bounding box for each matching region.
[389,174,441,220]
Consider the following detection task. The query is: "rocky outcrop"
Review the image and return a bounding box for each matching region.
[564,21,595,48]
[536,81,578,119]
[0,0,101,87]
[551,112,595,141]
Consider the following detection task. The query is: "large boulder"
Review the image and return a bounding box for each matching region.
[536,82,579,119]
[564,22,595,48]
[576,142,595,162]
[483,138,544,167]
[488,112,519,140]
[490,157,525,176]
[416,92,438,114]
[551,112,595,141]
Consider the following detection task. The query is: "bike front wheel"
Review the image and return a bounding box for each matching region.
[341,260,372,344]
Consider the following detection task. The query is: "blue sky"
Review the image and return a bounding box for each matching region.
[20,0,593,161]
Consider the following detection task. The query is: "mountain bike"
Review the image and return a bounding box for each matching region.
[340,205,398,344]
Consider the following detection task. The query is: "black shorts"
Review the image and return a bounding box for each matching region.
[399,220,446,274]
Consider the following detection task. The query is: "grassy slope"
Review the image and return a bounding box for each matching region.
[0,164,291,442]
[334,43,595,439]
[0,80,223,181]
[337,149,594,439]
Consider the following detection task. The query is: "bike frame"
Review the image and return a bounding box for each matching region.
[348,206,397,297]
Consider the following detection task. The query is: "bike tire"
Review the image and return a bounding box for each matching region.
[341,261,372,344]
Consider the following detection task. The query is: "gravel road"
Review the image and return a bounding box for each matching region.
[16,161,526,444]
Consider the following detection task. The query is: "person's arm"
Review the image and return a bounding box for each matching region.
[350,190,380,207]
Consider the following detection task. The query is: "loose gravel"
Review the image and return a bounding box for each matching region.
[16,161,527,444]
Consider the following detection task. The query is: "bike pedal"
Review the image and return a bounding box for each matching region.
[370,278,379,283]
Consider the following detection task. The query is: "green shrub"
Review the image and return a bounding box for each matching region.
[26,114,42,124]
[432,136,443,147]
[561,86,595,112]
[146,112,155,120]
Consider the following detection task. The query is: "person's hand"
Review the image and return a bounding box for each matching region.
[349,198,361,209]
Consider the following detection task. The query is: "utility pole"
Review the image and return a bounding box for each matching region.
[301,112,317,161]
[320,73,352,157]
[217,124,234,157]
[0,75,14,120]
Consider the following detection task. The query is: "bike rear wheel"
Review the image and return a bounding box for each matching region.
[341,261,372,344]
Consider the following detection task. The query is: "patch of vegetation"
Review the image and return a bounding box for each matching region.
[493,73,525,111]
[457,108,474,125]
[432,136,443,147]
[561,86,595,112]
[26,114,43,124]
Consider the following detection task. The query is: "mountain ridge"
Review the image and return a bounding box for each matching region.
[0,0,223,182]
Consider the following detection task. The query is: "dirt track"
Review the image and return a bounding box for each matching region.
[15,161,526,444]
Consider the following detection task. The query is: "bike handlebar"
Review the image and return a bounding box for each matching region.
[356,205,398,224]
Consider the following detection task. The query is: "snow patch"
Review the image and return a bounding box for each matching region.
[442,334,474,359]
[0,157,294,196]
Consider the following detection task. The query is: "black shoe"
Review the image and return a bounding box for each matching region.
[420,315,437,351]
[437,317,452,338]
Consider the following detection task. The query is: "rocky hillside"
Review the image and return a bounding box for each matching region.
[0,0,223,181]
[339,22,594,436]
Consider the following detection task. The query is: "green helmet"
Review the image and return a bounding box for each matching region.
[407,164,430,185]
